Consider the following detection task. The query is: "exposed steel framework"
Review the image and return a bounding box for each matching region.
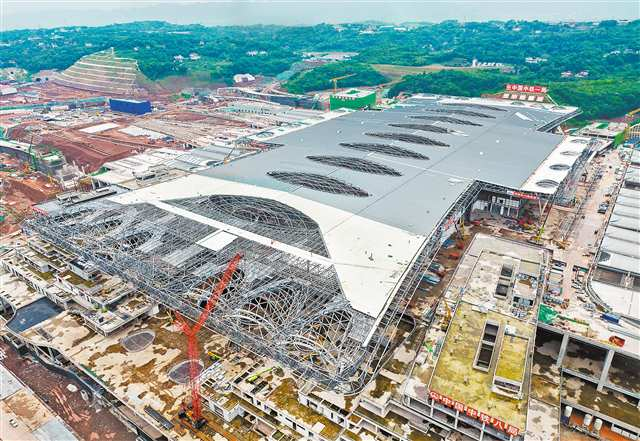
[24,199,415,392]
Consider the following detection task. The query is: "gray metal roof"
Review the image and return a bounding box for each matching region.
[606,225,640,244]
[598,250,640,275]
[200,98,569,237]
[616,195,640,209]
[620,187,640,199]
[601,236,640,259]
[597,182,640,275]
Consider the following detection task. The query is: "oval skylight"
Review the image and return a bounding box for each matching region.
[537,179,560,188]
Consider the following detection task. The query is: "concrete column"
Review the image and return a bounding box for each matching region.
[597,349,615,392]
[556,333,570,368]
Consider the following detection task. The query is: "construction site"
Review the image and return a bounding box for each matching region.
[1,84,639,441]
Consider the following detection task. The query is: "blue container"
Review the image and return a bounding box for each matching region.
[109,98,151,115]
[601,312,620,324]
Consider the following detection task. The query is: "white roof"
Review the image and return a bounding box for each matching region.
[0,365,23,400]
[97,148,184,185]
[333,89,375,99]
[520,136,590,194]
[119,125,165,140]
[591,281,640,321]
[109,174,426,317]
[79,122,119,134]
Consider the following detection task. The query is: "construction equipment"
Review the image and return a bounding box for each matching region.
[440,302,452,331]
[457,217,466,239]
[609,335,625,347]
[533,226,544,243]
[207,351,221,362]
[330,74,356,92]
[174,253,242,428]
[626,108,640,118]
[247,367,273,383]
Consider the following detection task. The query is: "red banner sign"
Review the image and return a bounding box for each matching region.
[506,84,548,94]
[508,190,539,201]
[429,390,520,436]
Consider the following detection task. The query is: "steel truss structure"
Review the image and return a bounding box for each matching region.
[24,196,421,392]
[24,177,527,392]
[554,138,600,207]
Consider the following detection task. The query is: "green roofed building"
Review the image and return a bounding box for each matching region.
[330,88,376,111]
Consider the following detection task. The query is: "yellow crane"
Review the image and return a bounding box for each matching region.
[626,108,640,118]
[329,74,356,92]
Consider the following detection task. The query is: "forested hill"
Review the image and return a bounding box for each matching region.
[2,20,639,120]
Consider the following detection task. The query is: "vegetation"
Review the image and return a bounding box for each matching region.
[285,61,388,94]
[1,20,638,119]
[389,70,507,98]
[388,70,640,122]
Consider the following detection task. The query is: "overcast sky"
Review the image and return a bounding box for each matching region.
[2,1,639,30]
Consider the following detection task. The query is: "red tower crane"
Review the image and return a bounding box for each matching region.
[174,253,242,427]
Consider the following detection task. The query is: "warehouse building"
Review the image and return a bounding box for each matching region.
[109,98,152,115]
[591,151,640,321]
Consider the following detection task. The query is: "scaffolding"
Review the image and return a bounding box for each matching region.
[23,197,422,392]
[555,138,600,207]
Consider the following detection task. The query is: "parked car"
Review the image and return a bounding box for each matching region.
[421,272,441,286]
[597,203,609,214]
[429,261,446,276]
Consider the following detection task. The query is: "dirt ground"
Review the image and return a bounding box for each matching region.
[0,341,138,441]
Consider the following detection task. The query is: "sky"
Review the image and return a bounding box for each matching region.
[1,1,639,30]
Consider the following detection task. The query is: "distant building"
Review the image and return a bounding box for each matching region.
[109,98,152,115]
[329,88,376,111]
[246,50,268,57]
[33,70,57,83]
[525,57,548,64]
[0,86,18,96]
[232,73,256,84]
